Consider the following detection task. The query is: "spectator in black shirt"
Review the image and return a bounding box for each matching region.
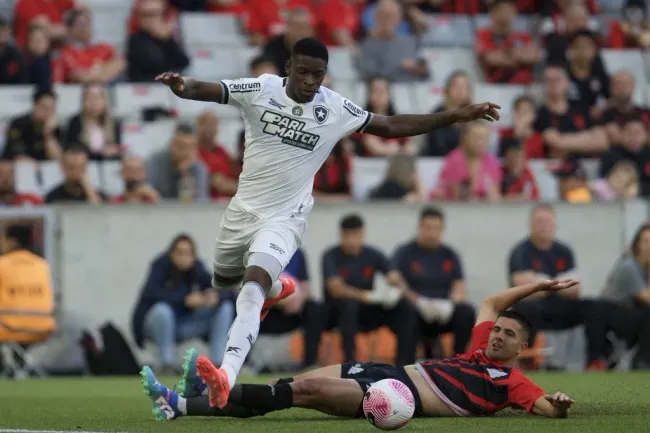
[321,214,416,364]
[599,71,650,145]
[127,0,190,82]
[45,145,105,204]
[259,248,322,369]
[0,17,27,84]
[541,2,601,65]
[388,207,475,357]
[25,25,53,88]
[566,30,609,115]
[508,204,591,354]
[599,117,650,196]
[3,88,62,161]
[263,8,314,78]
[534,64,608,158]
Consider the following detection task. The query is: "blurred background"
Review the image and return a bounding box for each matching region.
[1,0,650,379]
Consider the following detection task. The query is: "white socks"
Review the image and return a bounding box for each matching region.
[177,396,187,415]
[220,281,265,389]
[268,278,283,299]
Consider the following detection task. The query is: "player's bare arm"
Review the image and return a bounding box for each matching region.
[363,103,501,138]
[155,72,224,102]
[533,392,575,418]
[475,279,580,324]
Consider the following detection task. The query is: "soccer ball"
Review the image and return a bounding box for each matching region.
[362,379,415,430]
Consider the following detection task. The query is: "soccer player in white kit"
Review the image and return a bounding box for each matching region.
[155,38,500,409]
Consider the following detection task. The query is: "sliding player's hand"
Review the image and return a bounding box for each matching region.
[535,279,580,293]
[455,102,501,123]
[155,72,185,93]
[544,392,574,411]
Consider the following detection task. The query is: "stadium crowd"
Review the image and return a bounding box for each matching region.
[0,0,647,205]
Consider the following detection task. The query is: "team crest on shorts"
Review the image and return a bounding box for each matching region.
[313,105,329,124]
[292,106,303,116]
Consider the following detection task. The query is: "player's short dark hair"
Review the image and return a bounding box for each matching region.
[5,225,32,249]
[340,214,364,231]
[33,88,56,103]
[498,310,532,340]
[291,38,329,64]
[513,95,536,110]
[420,206,444,222]
[249,55,275,73]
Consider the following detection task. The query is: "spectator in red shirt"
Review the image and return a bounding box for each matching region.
[246,0,313,45]
[55,10,126,84]
[25,25,54,88]
[128,0,179,35]
[609,0,650,49]
[64,83,123,161]
[196,111,239,199]
[12,0,82,47]
[599,71,650,145]
[475,0,540,85]
[534,64,608,158]
[313,139,352,199]
[207,0,248,15]
[355,77,414,156]
[565,30,609,115]
[499,95,544,159]
[263,8,314,78]
[455,0,536,14]
[0,161,43,206]
[313,0,362,47]
[500,139,539,201]
[111,155,160,204]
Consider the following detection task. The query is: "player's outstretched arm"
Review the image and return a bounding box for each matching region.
[155,72,224,102]
[363,102,501,138]
[475,279,580,324]
[533,392,574,418]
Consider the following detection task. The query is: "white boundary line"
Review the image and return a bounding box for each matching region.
[0,430,129,433]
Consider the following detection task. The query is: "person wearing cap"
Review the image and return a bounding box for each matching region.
[475,0,541,85]
[506,204,590,368]
[321,214,416,365]
[553,158,592,203]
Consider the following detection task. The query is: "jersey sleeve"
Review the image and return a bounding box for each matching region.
[466,321,493,354]
[339,97,373,136]
[219,75,267,109]
[506,372,546,413]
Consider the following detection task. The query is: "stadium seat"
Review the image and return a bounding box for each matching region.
[217,119,244,156]
[54,85,83,122]
[391,83,416,115]
[473,15,533,35]
[173,94,240,121]
[113,84,174,119]
[601,50,648,105]
[332,80,366,106]
[328,48,359,81]
[13,161,41,196]
[181,13,247,48]
[420,48,482,86]
[410,82,445,113]
[186,46,247,82]
[100,160,125,197]
[39,161,64,195]
[596,14,618,40]
[143,120,177,157]
[91,7,130,51]
[422,15,474,47]
[529,160,560,201]
[474,84,526,126]
[239,46,263,75]
[0,86,33,120]
[87,162,102,189]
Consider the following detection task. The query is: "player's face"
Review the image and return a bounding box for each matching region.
[340,228,364,254]
[486,317,528,361]
[170,239,195,271]
[286,55,327,103]
[530,208,556,243]
[417,216,442,248]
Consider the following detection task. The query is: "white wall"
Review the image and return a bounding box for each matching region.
[54,201,647,336]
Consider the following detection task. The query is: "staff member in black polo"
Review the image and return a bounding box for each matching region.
[508,204,590,348]
[388,206,476,358]
[321,214,415,365]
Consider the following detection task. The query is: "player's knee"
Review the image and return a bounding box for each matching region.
[244,252,283,288]
[212,270,243,291]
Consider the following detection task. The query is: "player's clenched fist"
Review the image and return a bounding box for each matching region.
[155,72,185,93]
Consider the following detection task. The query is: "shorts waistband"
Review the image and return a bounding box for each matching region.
[396,366,424,417]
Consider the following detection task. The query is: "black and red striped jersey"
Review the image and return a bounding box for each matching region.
[415,321,545,416]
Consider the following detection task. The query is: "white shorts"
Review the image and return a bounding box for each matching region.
[213,201,307,278]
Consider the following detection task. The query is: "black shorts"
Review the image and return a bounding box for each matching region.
[340,361,423,417]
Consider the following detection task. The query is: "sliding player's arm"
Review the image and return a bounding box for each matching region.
[363,102,501,138]
[475,279,580,324]
[532,392,574,418]
[156,72,224,102]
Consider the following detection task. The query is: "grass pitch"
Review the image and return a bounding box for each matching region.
[1,372,649,433]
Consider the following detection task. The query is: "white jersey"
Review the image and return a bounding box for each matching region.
[218,73,373,218]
